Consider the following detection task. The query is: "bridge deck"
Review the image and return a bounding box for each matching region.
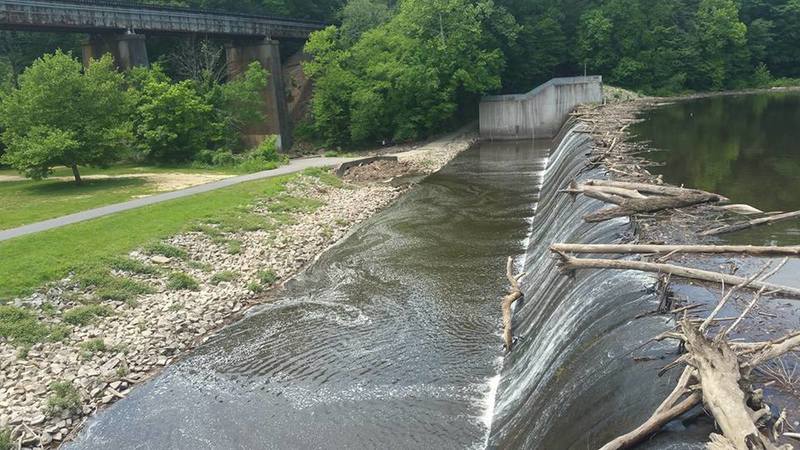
[0,0,324,38]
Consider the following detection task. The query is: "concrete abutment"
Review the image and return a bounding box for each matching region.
[225,39,292,151]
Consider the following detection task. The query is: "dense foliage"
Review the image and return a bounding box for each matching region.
[0,52,132,182]
[0,51,275,183]
[2,0,800,154]
[300,0,800,146]
[305,0,514,146]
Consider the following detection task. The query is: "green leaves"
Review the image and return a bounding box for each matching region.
[0,51,131,183]
[305,0,506,147]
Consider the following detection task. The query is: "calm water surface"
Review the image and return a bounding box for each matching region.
[633,92,800,244]
[68,141,548,449]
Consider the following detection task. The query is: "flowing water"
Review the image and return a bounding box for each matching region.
[68,141,549,449]
[70,93,800,450]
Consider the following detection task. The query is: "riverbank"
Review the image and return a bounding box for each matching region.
[0,131,476,449]
[572,93,800,447]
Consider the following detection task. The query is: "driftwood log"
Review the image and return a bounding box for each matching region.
[585,179,727,201]
[550,243,800,257]
[682,322,782,450]
[584,192,723,223]
[553,253,800,298]
[501,257,525,352]
[701,210,800,236]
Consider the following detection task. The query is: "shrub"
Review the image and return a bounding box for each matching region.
[210,271,237,285]
[143,242,187,259]
[47,381,81,415]
[247,282,263,293]
[167,272,199,291]
[63,304,113,326]
[130,65,216,163]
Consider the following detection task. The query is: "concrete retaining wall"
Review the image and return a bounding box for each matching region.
[479,76,603,140]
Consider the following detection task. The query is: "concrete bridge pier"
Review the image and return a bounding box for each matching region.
[225,38,292,151]
[81,32,149,70]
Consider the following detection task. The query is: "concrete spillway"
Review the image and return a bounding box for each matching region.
[479,76,603,140]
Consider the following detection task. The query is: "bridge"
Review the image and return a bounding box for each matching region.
[0,0,328,149]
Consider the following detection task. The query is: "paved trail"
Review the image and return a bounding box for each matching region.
[0,157,353,243]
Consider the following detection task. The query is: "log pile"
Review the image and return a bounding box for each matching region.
[551,244,800,449]
[494,99,800,449]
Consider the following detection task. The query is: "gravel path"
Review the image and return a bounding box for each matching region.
[0,157,354,242]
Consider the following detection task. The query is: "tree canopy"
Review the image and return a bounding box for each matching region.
[0,51,132,183]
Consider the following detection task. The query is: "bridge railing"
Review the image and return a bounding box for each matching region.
[17,0,327,25]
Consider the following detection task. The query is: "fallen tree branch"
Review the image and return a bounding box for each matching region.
[584,192,723,223]
[550,243,800,257]
[701,210,800,236]
[682,321,780,450]
[585,179,728,201]
[599,367,701,450]
[501,257,524,352]
[552,253,800,298]
[723,258,789,337]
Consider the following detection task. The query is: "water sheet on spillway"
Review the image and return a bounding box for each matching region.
[66,141,549,450]
[487,122,714,449]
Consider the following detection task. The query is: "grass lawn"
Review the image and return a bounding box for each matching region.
[0,164,237,179]
[0,164,237,230]
[0,174,296,300]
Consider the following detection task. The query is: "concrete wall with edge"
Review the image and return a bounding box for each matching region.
[479,76,603,140]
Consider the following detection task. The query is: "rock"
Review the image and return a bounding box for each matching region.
[151,256,171,265]
[40,432,53,445]
[29,414,46,425]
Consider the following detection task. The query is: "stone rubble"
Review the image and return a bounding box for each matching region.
[0,133,474,449]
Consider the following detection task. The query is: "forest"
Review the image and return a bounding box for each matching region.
[1,0,800,156]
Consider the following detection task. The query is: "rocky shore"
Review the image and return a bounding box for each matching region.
[0,131,476,449]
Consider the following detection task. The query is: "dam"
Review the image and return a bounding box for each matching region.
[64,85,800,449]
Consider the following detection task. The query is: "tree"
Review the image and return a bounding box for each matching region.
[339,0,392,45]
[692,0,749,90]
[305,0,510,146]
[129,64,216,163]
[0,51,132,184]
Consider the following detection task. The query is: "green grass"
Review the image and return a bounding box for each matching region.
[79,338,107,359]
[143,242,187,259]
[167,272,199,291]
[257,270,278,286]
[0,306,50,345]
[63,304,113,326]
[0,162,244,231]
[303,167,346,188]
[210,270,237,285]
[0,427,11,450]
[0,163,234,179]
[46,381,81,416]
[0,175,293,300]
[75,268,155,301]
[107,256,159,275]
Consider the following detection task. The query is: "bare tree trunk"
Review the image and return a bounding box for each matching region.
[553,254,800,298]
[71,164,82,185]
[584,192,721,223]
[682,322,778,450]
